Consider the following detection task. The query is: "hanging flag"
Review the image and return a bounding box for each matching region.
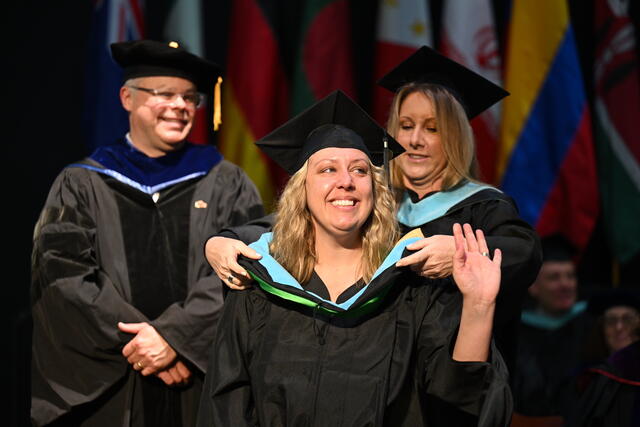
[218,0,290,210]
[84,0,145,151]
[594,0,640,263]
[440,0,502,184]
[371,0,432,126]
[291,0,356,115]
[498,0,598,252]
[162,0,209,144]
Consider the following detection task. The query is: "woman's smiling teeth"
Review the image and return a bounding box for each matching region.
[331,199,355,206]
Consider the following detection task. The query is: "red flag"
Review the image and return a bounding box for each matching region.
[218,0,290,209]
[371,0,433,126]
[594,0,640,262]
[291,0,356,114]
[440,0,502,184]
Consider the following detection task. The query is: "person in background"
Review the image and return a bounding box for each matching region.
[203,46,541,376]
[197,90,512,427]
[30,40,264,426]
[566,288,640,427]
[511,234,593,425]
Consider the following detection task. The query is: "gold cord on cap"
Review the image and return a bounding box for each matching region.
[213,76,223,131]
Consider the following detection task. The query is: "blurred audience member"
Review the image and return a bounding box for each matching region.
[511,235,593,425]
[566,288,640,427]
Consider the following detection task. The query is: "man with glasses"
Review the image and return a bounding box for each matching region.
[30,40,264,426]
[568,288,640,427]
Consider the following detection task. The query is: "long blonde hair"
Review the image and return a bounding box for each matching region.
[270,160,399,284]
[386,83,479,193]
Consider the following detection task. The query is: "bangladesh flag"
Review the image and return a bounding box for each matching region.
[291,0,356,115]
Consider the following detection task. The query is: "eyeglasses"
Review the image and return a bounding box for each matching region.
[603,313,639,328]
[128,85,204,108]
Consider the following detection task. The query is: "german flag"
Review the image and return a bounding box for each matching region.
[219,0,355,210]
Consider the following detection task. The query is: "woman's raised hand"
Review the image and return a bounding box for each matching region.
[451,223,501,307]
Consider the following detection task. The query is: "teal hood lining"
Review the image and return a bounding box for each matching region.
[247,233,420,313]
[397,181,500,228]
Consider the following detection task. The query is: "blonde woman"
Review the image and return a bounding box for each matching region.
[373,47,541,377]
[205,47,540,376]
[197,91,512,426]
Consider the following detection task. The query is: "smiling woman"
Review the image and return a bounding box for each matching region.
[378,46,543,377]
[197,90,514,427]
[305,148,373,246]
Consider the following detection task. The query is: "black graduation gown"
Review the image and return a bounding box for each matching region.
[197,233,513,427]
[31,157,264,426]
[217,184,542,375]
[399,185,542,374]
[567,341,640,427]
[511,307,593,418]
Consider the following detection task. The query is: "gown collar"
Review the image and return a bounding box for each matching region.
[242,232,420,316]
[520,301,587,330]
[74,136,223,194]
[397,180,499,228]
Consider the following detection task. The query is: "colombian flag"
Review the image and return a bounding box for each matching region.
[498,0,598,251]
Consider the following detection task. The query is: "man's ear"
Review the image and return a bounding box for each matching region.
[120,86,133,112]
[528,280,540,298]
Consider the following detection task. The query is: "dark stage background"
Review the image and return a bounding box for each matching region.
[10,1,640,425]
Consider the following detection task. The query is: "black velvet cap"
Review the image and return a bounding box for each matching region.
[110,40,221,94]
[255,90,404,175]
[541,234,576,262]
[587,288,640,316]
[377,45,509,119]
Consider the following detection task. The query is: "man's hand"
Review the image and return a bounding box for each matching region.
[119,322,177,375]
[156,360,192,387]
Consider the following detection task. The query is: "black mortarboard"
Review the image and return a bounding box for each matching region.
[541,234,576,262]
[377,45,509,119]
[111,39,224,130]
[110,39,221,94]
[255,90,404,175]
[587,288,640,316]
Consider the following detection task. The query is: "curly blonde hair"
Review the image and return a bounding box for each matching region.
[270,160,399,284]
[386,83,479,194]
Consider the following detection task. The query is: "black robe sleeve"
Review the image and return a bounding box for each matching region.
[416,281,513,427]
[215,213,275,243]
[197,289,259,427]
[468,196,542,318]
[420,192,542,373]
[31,169,147,424]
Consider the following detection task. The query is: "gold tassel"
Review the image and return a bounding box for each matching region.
[213,76,223,131]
